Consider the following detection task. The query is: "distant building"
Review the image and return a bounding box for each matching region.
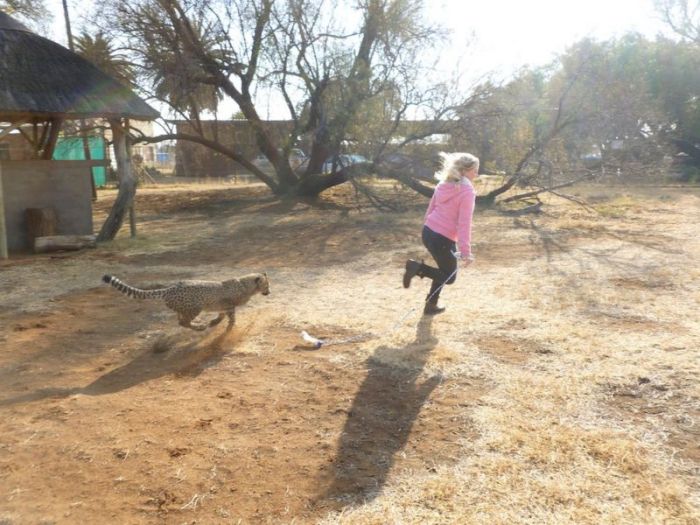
[174,120,301,177]
[172,119,452,178]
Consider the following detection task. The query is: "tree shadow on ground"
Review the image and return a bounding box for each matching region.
[318,315,441,506]
[123,212,417,269]
[513,215,682,267]
[0,327,240,406]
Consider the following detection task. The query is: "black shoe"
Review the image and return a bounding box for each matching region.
[423,302,446,315]
[403,259,422,288]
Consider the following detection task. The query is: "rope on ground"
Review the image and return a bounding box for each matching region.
[300,265,460,349]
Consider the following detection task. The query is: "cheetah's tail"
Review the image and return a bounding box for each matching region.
[102,275,168,299]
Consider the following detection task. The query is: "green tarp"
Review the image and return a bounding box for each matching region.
[53,136,107,187]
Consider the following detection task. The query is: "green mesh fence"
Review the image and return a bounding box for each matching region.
[53,136,107,187]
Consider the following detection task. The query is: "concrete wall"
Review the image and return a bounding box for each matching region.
[0,160,94,252]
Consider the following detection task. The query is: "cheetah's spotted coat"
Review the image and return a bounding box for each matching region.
[102,273,270,331]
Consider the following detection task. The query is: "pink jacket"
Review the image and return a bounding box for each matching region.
[423,179,476,258]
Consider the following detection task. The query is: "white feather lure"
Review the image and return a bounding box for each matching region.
[301,330,324,348]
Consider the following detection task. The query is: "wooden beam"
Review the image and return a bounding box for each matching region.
[0,118,31,140]
[37,120,50,155]
[18,127,36,148]
[79,159,110,167]
[32,120,39,155]
[42,118,63,160]
[125,119,136,238]
[0,112,32,122]
[0,163,7,259]
[1,159,109,167]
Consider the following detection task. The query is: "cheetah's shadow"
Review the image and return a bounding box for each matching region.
[0,323,252,406]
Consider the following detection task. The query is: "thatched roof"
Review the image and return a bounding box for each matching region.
[0,11,158,121]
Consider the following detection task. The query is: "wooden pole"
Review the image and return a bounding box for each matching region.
[125,119,137,238]
[0,163,8,259]
[62,0,75,51]
[84,130,97,200]
[42,118,63,160]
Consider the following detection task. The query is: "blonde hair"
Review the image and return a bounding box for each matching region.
[434,152,479,183]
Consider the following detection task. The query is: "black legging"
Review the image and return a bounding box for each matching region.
[421,225,457,301]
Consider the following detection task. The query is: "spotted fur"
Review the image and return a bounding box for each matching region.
[102,273,270,331]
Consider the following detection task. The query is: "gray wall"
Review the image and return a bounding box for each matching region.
[0,160,93,252]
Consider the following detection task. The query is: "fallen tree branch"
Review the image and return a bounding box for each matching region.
[374,159,436,198]
[545,189,598,212]
[390,173,434,197]
[348,176,402,211]
[500,171,596,204]
[498,202,543,216]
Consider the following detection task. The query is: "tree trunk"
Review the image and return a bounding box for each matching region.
[295,171,348,197]
[98,119,136,242]
[80,121,97,200]
[475,194,496,208]
[0,164,7,259]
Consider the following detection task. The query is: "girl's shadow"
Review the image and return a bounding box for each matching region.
[319,315,441,505]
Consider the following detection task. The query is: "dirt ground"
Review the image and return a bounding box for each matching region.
[0,180,698,524]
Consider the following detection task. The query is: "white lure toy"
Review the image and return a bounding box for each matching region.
[301,330,324,349]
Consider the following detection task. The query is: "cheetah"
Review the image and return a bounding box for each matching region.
[102,273,270,331]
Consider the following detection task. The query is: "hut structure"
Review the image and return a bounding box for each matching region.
[0,11,158,257]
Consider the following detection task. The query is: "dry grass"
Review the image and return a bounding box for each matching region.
[0,182,698,524]
[314,186,700,524]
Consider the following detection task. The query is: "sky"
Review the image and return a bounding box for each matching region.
[429,0,671,82]
[43,0,673,119]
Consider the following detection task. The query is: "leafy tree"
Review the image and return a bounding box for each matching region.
[650,38,700,165]
[654,2,700,167]
[437,34,696,208]
[553,36,671,175]
[74,31,134,86]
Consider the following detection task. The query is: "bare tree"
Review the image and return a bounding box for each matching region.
[99,0,468,196]
[655,0,700,43]
[0,0,49,24]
